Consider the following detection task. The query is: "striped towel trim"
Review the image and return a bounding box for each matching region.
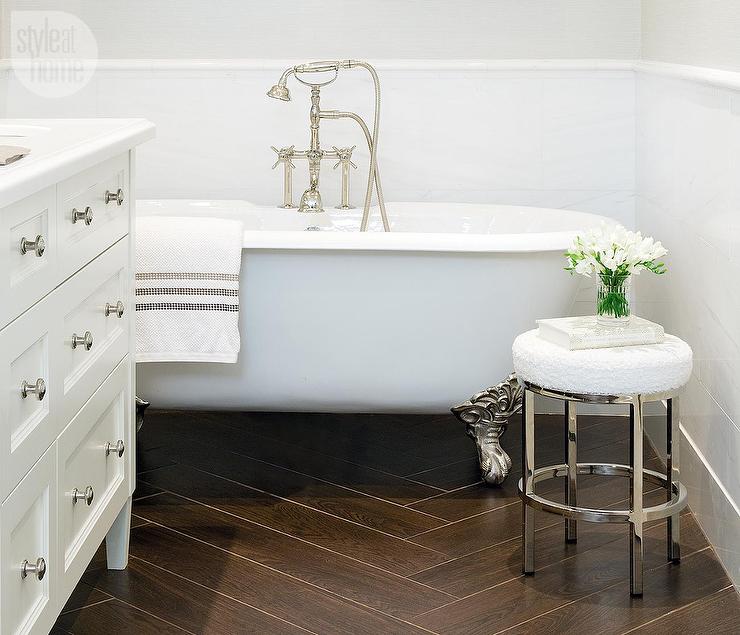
[136,302,239,312]
[136,272,239,281]
[135,288,239,297]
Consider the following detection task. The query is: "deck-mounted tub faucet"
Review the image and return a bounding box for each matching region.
[267,60,390,231]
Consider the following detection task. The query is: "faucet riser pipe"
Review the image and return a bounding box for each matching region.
[282,162,294,208]
[339,161,352,209]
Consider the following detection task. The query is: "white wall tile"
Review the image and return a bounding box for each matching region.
[637,70,740,585]
[543,75,635,190]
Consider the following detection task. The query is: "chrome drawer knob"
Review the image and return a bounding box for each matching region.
[72,206,94,225]
[71,331,93,350]
[105,439,125,457]
[20,235,45,257]
[21,378,46,401]
[20,557,46,581]
[105,300,125,318]
[105,188,124,206]
[72,485,94,506]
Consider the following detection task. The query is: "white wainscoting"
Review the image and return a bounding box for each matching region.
[636,64,740,586]
[0,60,636,227]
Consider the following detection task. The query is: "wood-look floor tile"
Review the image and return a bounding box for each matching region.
[54,599,191,634]
[145,410,443,504]
[217,410,470,459]
[58,581,112,614]
[408,469,660,558]
[407,450,585,522]
[133,493,455,619]
[84,557,310,634]
[628,586,740,634]
[60,410,737,634]
[411,429,661,522]
[412,515,711,635]
[139,464,449,575]
[501,547,730,635]
[407,456,484,491]
[412,501,700,597]
[205,410,470,476]
[124,523,432,634]
[159,440,446,537]
[407,442,579,521]
[407,414,634,491]
[136,442,177,474]
[133,481,164,500]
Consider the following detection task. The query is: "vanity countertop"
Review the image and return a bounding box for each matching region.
[0,118,155,208]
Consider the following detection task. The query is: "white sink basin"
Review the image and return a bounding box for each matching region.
[0,124,51,138]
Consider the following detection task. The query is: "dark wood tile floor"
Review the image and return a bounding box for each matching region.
[55,410,740,634]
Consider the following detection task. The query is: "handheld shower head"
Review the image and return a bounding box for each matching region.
[266,68,295,101]
[267,83,291,101]
[294,60,345,73]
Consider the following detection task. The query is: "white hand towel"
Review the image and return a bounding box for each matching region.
[136,215,243,363]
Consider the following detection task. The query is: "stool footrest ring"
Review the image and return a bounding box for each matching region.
[518,462,688,524]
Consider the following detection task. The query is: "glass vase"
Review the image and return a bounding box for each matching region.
[596,273,631,326]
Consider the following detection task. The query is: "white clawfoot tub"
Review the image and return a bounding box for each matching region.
[136,201,612,413]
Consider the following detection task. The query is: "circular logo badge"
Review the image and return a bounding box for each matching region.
[10,11,98,98]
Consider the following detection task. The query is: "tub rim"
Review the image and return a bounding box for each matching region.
[137,199,616,254]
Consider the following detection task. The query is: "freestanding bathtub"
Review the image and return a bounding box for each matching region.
[136,200,612,413]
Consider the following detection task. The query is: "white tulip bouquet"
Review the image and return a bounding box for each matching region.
[565,223,668,321]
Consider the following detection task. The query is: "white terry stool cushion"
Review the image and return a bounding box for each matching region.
[512,329,693,396]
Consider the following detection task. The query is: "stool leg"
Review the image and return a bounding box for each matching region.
[565,400,578,543]
[630,397,644,596]
[667,397,681,563]
[522,389,535,575]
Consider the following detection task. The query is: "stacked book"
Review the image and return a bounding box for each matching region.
[537,316,665,351]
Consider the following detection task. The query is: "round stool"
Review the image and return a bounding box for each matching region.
[512,329,692,596]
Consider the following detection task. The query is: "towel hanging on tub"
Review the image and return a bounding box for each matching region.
[135,215,243,363]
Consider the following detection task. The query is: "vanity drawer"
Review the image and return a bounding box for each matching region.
[57,359,130,599]
[56,238,130,424]
[57,154,129,279]
[0,446,58,635]
[0,187,58,327]
[0,291,61,501]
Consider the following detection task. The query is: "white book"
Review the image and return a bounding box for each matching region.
[537,316,665,351]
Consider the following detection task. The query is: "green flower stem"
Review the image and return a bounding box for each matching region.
[597,272,630,318]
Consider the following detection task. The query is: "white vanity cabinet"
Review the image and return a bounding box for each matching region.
[0,119,154,634]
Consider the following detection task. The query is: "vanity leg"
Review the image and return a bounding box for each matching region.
[106,495,132,570]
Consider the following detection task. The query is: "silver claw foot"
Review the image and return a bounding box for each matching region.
[135,396,150,433]
[451,373,523,485]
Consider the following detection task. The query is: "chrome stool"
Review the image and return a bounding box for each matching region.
[512,329,693,596]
